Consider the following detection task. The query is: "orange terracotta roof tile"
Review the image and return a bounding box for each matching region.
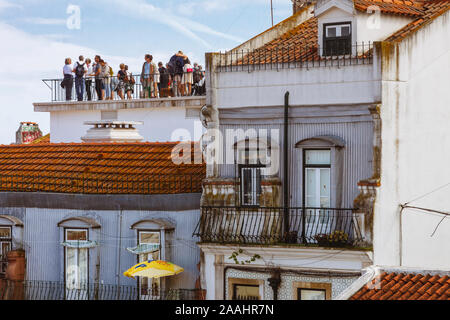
[351,271,450,300]
[385,0,450,42]
[232,0,448,66]
[0,142,205,195]
[354,0,425,16]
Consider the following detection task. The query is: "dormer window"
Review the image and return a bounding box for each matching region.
[323,22,351,56]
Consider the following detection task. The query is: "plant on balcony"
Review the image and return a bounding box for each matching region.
[314,231,349,247]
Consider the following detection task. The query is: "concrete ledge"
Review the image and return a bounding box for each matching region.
[34,96,206,112]
[0,192,202,211]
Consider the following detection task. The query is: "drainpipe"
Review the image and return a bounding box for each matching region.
[116,208,123,292]
[268,270,281,300]
[283,92,290,239]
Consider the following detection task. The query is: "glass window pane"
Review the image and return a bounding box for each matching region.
[341,25,351,36]
[233,285,260,300]
[299,289,326,300]
[66,230,87,241]
[305,150,331,165]
[320,168,331,208]
[139,232,160,244]
[326,26,337,37]
[305,168,317,207]
[0,227,11,239]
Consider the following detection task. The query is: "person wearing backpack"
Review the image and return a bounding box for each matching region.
[73,55,87,101]
[168,51,185,97]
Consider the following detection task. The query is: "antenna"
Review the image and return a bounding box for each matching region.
[271,0,274,27]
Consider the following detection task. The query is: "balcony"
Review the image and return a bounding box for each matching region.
[0,280,205,300]
[34,73,206,113]
[194,207,366,247]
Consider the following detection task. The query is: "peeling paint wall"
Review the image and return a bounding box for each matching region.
[374,10,450,269]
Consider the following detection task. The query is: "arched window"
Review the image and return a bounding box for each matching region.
[0,215,24,278]
[129,218,175,299]
[233,137,280,207]
[57,216,100,294]
[295,135,345,209]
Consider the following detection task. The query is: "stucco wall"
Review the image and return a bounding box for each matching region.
[50,107,201,143]
[215,63,381,109]
[374,10,450,269]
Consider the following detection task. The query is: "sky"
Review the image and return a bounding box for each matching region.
[0,0,294,144]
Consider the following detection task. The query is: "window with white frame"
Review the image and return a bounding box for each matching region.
[323,22,352,56]
[65,229,88,290]
[304,150,331,225]
[0,226,12,278]
[138,231,161,298]
[236,141,270,207]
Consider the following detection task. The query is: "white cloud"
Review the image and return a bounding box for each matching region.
[0,0,22,12]
[22,17,67,25]
[0,20,171,144]
[102,0,244,48]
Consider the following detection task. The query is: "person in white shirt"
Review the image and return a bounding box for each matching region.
[62,58,73,101]
[72,55,87,101]
[85,58,93,101]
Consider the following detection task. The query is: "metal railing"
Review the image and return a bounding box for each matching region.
[43,71,206,102]
[0,173,203,195]
[0,280,205,300]
[194,207,364,247]
[216,42,373,72]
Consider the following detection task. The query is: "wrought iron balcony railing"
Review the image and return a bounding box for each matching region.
[0,280,205,300]
[43,72,206,102]
[216,42,373,72]
[194,207,365,247]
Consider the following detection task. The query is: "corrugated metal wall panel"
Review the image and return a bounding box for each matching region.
[218,117,373,208]
[23,208,200,289]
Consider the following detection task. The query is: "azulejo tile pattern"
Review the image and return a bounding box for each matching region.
[351,272,450,300]
[225,269,358,300]
[0,142,205,195]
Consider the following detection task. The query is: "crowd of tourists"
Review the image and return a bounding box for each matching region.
[61,51,206,101]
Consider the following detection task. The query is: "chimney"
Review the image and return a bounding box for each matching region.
[292,0,316,14]
[15,122,43,144]
[81,120,144,143]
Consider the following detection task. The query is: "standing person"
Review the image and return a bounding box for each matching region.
[140,54,152,99]
[73,55,87,101]
[150,56,159,98]
[100,59,110,100]
[182,57,193,96]
[62,58,74,101]
[193,62,201,86]
[168,51,185,97]
[158,62,169,98]
[85,58,93,101]
[115,63,126,100]
[124,65,134,100]
[109,64,116,100]
[93,55,104,100]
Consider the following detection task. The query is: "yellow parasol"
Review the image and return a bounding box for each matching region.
[123,260,184,279]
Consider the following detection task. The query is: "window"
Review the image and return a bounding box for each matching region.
[0,226,11,278]
[297,288,326,300]
[240,165,263,207]
[65,229,88,291]
[304,150,331,226]
[293,282,331,300]
[233,284,260,300]
[323,22,351,56]
[304,150,331,208]
[228,278,263,300]
[138,231,161,299]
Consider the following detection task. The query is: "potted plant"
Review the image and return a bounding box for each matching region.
[327,231,349,247]
[314,234,330,246]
